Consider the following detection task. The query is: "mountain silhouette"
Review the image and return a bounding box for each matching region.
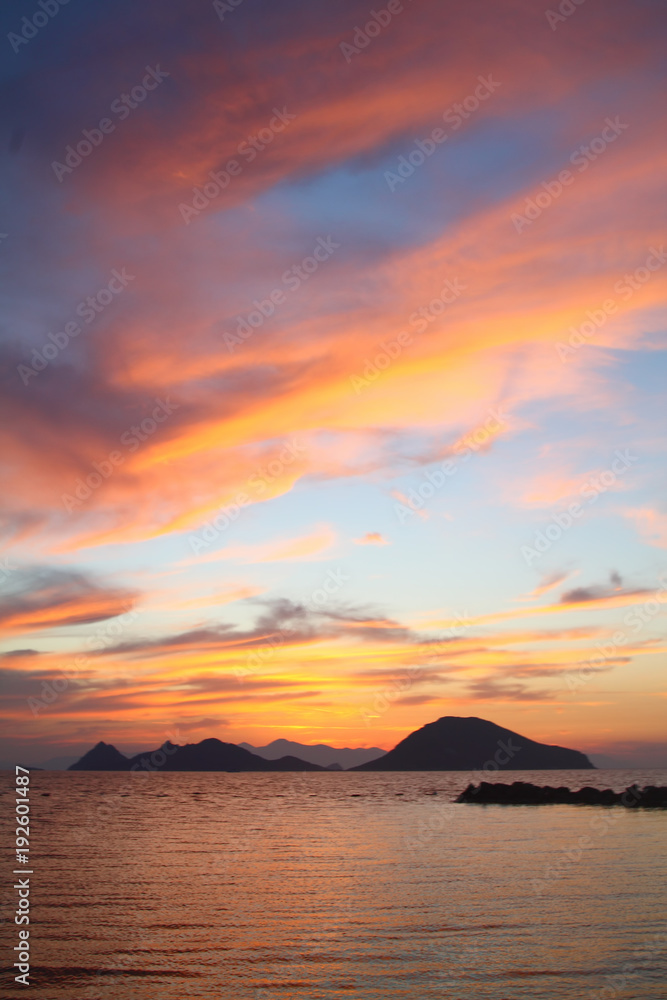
[239,738,386,769]
[68,738,324,771]
[67,719,594,772]
[352,716,594,770]
[69,741,134,770]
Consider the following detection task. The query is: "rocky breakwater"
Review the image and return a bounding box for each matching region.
[455,781,667,808]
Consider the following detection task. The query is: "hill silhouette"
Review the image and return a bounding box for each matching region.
[68,738,324,771]
[68,741,134,770]
[353,717,594,770]
[239,738,386,769]
[68,718,595,772]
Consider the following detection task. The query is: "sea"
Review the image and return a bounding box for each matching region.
[1,768,666,999]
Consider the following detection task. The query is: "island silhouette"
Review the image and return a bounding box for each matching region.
[68,738,324,771]
[352,716,594,770]
[68,716,594,771]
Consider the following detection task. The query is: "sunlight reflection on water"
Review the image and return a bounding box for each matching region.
[1,768,665,999]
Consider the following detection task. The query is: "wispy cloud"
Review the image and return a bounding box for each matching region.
[625,507,667,548]
[0,568,137,634]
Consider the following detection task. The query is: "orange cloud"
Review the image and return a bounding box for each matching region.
[353,532,389,546]
[423,586,666,631]
[0,570,137,635]
[164,585,263,610]
[185,525,337,565]
[517,571,576,602]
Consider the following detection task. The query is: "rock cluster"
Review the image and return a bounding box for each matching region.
[455,781,667,808]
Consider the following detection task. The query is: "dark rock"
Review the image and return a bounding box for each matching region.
[455,781,667,808]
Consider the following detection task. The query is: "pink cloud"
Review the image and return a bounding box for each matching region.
[625,507,667,548]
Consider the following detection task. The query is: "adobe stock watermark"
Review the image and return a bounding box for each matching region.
[511,117,629,233]
[404,736,522,851]
[178,107,296,224]
[51,67,170,182]
[531,784,649,899]
[521,449,638,565]
[545,0,586,32]
[589,929,667,1000]
[213,0,244,21]
[0,555,18,583]
[61,397,180,512]
[223,236,340,352]
[188,437,308,555]
[394,408,506,524]
[8,0,70,54]
[235,568,352,681]
[340,0,412,63]
[350,277,466,393]
[27,605,141,715]
[385,75,501,191]
[360,610,471,725]
[564,573,667,693]
[86,764,252,998]
[71,726,185,852]
[522,800,666,973]
[556,247,667,361]
[17,268,135,385]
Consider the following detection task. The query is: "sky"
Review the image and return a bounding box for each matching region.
[1,0,666,766]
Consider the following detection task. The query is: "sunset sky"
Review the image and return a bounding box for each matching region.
[1,0,666,766]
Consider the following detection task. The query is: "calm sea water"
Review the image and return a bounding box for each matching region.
[1,768,666,999]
